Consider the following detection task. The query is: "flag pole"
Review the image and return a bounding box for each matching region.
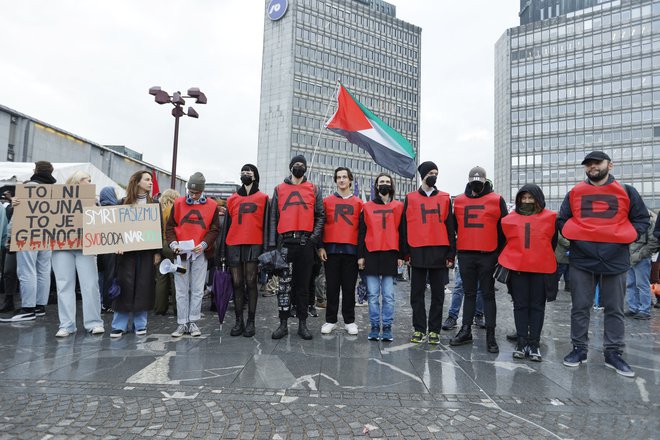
[308,81,341,176]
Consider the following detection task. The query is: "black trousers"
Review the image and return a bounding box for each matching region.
[410,266,446,333]
[324,253,357,324]
[457,251,497,328]
[510,271,546,343]
[280,240,314,320]
[2,250,17,296]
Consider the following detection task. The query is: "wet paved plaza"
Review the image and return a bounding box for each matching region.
[0,279,657,439]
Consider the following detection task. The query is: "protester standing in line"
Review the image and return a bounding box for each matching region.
[154,188,179,315]
[166,172,219,338]
[98,186,120,313]
[318,167,363,336]
[110,171,160,337]
[559,151,649,377]
[499,184,557,361]
[223,164,269,338]
[52,171,104,337]
[0,161,56,323]
[269,155,325,340]
[358,173,404,342]
[0,189,17,313]
[449,166,508,353]
[401,161,455,345]
[625,209,658,320]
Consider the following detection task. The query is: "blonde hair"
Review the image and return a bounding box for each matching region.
[159,188,180,207]
[65,170,92,185]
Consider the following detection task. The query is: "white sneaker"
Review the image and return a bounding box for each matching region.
[90,326,105,335]
[321,322,337,334]
[171,324,187,337]
[345,323,359,335]
[189,322,201,337]
[55,328,72,338]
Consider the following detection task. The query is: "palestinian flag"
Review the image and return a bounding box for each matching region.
[325,84,416,178]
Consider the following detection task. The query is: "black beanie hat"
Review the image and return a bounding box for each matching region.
[241,164,260,183]
[289,154,307,170]
[417,161,438,179]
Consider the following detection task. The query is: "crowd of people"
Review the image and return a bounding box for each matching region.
[0,151,656,379]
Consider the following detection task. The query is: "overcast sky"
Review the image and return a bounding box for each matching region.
[0,0,519,196]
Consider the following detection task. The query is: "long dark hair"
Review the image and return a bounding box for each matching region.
[124,170,153,205]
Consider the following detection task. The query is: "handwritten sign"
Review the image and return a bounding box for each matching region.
[10,184,96,252]
[82,204,162,255]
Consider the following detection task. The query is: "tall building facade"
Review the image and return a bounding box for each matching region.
[257,0,421,197]
[496,0,660,210]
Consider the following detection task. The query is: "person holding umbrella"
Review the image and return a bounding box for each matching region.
[166,172,220,338]
[222,164,269,337]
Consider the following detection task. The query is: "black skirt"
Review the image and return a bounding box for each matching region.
[227,244,262,266]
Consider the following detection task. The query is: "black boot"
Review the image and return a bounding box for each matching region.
[230,315,244,336]
[486,327,499,353]
[272,319,288,339]
[298,318,312,340]
[0,295,14,313]
[449,324,472,346]
[243,319,255,337]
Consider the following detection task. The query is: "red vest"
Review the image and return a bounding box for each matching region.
[226,192,268,245]
[363,200,403,252]
[276,181,315,234]
[323,195,363,245]
[562,180,637,244]
[405,190,450,247]
[173,197,217,245]
[453,192,502,252]
[498,209,557,274]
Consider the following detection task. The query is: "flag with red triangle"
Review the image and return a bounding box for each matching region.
[325,84,416,178]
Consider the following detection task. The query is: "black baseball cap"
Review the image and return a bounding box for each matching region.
[581,151,611,164]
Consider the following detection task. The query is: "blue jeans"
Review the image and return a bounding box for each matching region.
[365,275,394,327]
[17,250,51,308]
[626,258,652,316]
[447,266,483,319]
[111,311,148,332]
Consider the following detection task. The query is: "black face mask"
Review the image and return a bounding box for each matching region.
[291,166,306,178]
[469,181,484,194]
[518,202,536,215]
[378,184,392,196]
[425,175,437,187]
[240,175,253,185]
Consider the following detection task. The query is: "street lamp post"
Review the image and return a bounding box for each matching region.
[148,86,207,189]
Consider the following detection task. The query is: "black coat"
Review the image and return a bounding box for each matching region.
[557,175,650,275]
[114,250,156,312]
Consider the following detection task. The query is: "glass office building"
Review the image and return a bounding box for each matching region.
[495,0,660,210]
[257,0,421,197]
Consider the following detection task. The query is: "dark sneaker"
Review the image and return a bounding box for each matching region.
[381,326,393,342]
[308,305,318,317]
[34,305,46,317]
[427,332,440,345]
[0,308,36,322]
[474,314,486,329]
[449,325,473,346]
[604,351,635,377]
[368,325,380,341]
[410,331,425,343]
[624,310,638,317]
[563,346,588,367]
[528,342,542,362]
[633,313,651,320]
[441,316,457,331]
[512,338,527,359]
[110,329,124,338]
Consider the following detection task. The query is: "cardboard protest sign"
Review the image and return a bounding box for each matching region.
[10,184,96,252]
[82,204,162,255]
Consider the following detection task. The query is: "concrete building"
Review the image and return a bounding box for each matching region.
[0,104,187,193]
[257,0,421,197]
[496,0,660,210]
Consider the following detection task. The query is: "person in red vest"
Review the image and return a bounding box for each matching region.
[401,161,455,345]
[223,164,269,338]
[358,173,404,342]
[449,166,508,353]
[268,155,325,340]
[499,184,557,361]
[558,151,649,377]
[166,172,220,338]
[318,167,363,336]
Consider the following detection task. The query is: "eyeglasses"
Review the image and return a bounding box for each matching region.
[189,190,202,196]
